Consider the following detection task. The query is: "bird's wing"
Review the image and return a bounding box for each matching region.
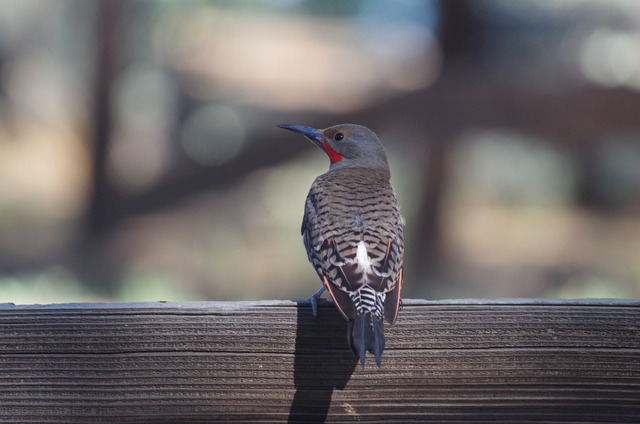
[384,268,402,324]
[302,190,356,320]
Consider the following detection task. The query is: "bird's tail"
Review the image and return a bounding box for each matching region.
[348,314,385,367]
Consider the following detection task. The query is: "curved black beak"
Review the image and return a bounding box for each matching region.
[277,124,325,150]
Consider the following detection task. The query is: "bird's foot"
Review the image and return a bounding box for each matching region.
[307,286,326,318]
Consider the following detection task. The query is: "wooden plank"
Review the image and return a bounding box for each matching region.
[0,299,639,423]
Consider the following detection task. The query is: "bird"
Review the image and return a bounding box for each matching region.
[278,123,404,366]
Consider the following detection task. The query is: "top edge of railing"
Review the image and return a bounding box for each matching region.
[0,297,638,311]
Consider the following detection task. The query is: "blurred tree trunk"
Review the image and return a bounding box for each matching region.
[81,0,123,295]
[410,0,481,287]
[86,0,121,238]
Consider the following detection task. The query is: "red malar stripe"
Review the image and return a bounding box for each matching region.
[323,142,343,163]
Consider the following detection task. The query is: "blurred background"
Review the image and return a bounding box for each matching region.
[1,0,640,304]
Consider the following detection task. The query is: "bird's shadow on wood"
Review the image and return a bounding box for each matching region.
[288,300,357,423]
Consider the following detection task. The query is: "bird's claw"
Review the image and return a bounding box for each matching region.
[307,286,326,317]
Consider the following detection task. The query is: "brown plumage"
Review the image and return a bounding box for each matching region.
[278,123,404,366]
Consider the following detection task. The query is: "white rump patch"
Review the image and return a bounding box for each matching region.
[356,241,371,271]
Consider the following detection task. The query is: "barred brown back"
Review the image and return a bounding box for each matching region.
[302,167,404,324]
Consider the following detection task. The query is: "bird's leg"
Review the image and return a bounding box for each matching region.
[307,286,326,317]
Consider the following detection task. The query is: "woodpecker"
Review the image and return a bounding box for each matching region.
[278,123,404,366]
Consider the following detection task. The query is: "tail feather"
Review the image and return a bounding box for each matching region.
[348,314,385,367]
[371,315,385,365]
[349,315,368,366]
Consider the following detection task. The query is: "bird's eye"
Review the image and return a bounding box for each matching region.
[334,132,344,141]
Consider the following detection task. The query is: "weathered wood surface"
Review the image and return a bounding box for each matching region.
[0,299,639,423]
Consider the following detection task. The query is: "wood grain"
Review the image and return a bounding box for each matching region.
[0,299,639,423]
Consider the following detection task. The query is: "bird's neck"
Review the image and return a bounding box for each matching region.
[328,160,390,176]
[325,165,391,182]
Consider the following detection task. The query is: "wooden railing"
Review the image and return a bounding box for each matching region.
[1,299,639,422]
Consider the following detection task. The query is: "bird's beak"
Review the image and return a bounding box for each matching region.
[277,124,326,150]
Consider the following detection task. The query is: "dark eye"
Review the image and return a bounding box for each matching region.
[334,132,344,141]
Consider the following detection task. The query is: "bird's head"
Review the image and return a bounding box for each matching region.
[277,123,390,173]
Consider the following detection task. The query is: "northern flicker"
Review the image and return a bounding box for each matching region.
[278,123,404,366]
